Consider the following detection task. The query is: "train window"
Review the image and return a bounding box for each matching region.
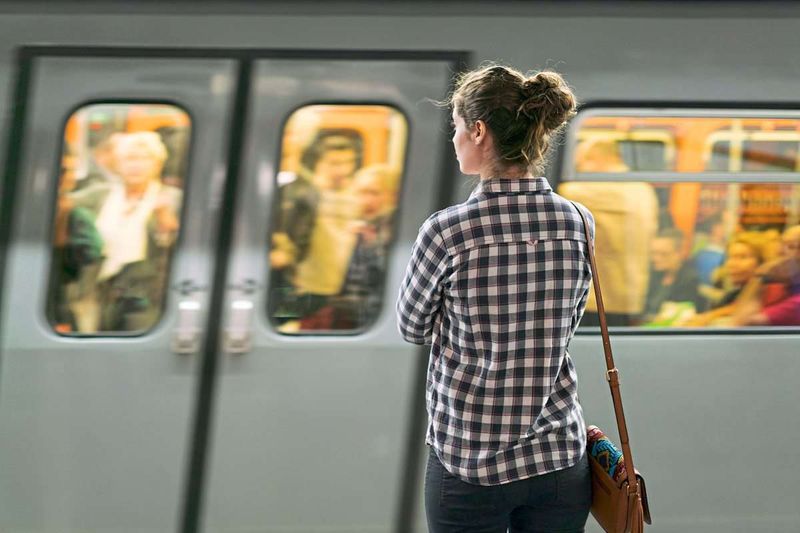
[575,125,675,172]
[618,140,669,172]
[707,140,732,171]
[560,112,800,330]
[707,136,800,173]
[742,141,798,172]
[47,103,190,335]
[267,105,408,334]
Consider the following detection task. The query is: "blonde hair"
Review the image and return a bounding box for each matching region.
[114,131,168,163]
[726,233,765,264]
[353,164,400,195]
[783,225,800,242]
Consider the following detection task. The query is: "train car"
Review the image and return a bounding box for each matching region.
[0,2,798,532]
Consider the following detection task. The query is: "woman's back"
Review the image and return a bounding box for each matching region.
[398,176,593,485]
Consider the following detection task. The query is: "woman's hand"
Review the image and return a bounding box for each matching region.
[153,203,180,247]
[269,233,297,269]
[154,205,179,234]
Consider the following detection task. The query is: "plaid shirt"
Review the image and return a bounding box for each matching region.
[397,177,594,486]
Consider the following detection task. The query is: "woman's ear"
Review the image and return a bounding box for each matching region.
[472,120,487,145]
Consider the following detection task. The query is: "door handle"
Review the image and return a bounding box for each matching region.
[223,278,260,354]
[223,299,254,354]
[171,280,207,355]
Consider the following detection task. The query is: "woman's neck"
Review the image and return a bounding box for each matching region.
[479,164,531,180]
[125,180,151,199]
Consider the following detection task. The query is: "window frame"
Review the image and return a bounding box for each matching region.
[563,108,800,184]
[561,105,800,335]
[264,101,412,337]
[44,98,196,338]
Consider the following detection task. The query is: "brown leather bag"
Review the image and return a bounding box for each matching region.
[573,203,652,533]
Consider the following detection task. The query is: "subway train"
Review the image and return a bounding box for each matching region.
[0,2,799,532]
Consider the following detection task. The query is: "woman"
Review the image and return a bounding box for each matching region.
[397,65,592,532]
[685,236,763,327]
[734,225,800,326]
[57,131,182,332]
[334,165,400,327]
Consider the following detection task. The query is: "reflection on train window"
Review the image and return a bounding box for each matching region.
[742,141,799,172]
[561,113,800,329]
[268,105,407,334]
[708,141,731,171]
[617,140,669,172]
[573,116,800,175]
[709,140,799,172]
[572,121,675,172]
[48,103,190,335]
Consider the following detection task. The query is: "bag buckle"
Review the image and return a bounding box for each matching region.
[605,368,619,382]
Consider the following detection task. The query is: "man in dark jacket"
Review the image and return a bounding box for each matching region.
[644,228,705,321]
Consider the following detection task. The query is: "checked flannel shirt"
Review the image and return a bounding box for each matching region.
[397,176,594,486]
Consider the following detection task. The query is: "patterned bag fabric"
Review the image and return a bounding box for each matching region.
[587,426,628,484]
[585,425,651,533]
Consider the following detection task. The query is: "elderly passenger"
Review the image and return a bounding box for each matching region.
[56,131,182,332]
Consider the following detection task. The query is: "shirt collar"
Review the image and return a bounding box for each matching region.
[473,177,553,195]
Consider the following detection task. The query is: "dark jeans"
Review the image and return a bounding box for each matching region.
[425,448,591,533]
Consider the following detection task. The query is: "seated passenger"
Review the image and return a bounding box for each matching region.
[734,225,800,326]
[684,236,763,326]
[559,139,658,326]
[644,228,705,324]
[56,132,181,333]
[760,228,784,264]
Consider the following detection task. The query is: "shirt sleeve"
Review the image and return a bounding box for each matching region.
[396,215,449,345]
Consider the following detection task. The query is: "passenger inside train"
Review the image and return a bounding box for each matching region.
[271,128,363,327]
[559,115,800,328]
[559,139,658,327]
[336,164,400,325]
[48,104,189,334]
[268,105,407,333]
[732,224,800,326]
[643,228,705,325]
[685,234,764,326]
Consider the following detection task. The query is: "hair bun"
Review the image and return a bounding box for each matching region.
[518,71,576,129]
[521,74,557,97]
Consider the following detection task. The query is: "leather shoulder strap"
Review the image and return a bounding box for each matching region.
[570,201,640,490]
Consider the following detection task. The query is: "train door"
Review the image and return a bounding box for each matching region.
[0,52,239,532]
[203,57,457,532]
